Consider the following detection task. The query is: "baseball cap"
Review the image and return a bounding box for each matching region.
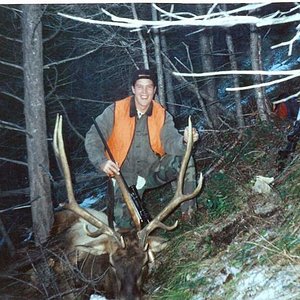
[131,69,157,87]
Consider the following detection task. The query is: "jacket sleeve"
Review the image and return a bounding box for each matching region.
[84,104,114,173]
[161,112,186,156]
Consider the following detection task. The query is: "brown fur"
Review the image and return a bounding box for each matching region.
[51,210,79,235]
[47,209,167,300]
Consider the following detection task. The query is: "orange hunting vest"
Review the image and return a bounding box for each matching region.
[107,96,166,166]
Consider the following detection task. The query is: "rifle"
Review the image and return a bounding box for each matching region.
[92,118,152,229]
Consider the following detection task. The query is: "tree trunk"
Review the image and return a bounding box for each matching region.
[250,24,268,122]
[22,4,53,244]
[225,28,245,128]
[161,31,176,115]
[257,28,271,115]
[151,5,166,107]
[131,3,149,69]
[197,4,220,128]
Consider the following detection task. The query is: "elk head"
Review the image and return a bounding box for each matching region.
[53,114,203,300]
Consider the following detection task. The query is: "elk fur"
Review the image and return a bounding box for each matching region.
[47,209,168,299]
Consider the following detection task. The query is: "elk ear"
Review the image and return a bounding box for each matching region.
[76,235,119,256]
[147,236,169,253]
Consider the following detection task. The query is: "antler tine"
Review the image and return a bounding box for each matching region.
[177,116,194,196]
[54,115,76,203]
[54,114,124,247]
[138,116,204,245]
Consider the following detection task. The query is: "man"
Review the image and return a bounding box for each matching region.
[85,69,199,227]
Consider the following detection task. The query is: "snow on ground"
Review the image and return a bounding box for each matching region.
[232,265,300,300]
[191,264,300,300]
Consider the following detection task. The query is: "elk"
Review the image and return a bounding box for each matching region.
[52,114,203,300]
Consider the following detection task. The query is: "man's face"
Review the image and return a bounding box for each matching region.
[132,78,156,113]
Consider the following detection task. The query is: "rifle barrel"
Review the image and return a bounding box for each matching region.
[92,117,116,163]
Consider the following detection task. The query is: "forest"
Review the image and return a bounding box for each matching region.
[0,2,300,299]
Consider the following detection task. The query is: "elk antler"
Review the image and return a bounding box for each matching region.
[137,117,204,246]
[53,114,124,247]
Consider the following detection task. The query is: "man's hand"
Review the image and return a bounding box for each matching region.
[100,160,120,177]
[183,126,199,143]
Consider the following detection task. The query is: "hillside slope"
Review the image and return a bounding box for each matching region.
[146,118,300,300]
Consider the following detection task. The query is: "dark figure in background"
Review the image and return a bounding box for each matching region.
[85,69,199,227]
[274,95,300,169]
[273,93,299,121]
[283,119,300,155]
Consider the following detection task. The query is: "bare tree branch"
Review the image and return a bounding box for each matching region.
[0,120,28,134]
[226,74,300,92]
[57,99,85,141]
[173,70,300,92]
[1,91,24,103]
[0,157,28,166]
[44,45,102,69]
[174,70,300,77]
[273,90,300,105]
[271,24,300,56]
[153,3,269,21]
[58,4,300,30]
[0,59,23,70]
[0,33,22,43]
[57,96,111,104]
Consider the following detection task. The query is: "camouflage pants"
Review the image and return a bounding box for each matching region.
[113,154,197,228]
